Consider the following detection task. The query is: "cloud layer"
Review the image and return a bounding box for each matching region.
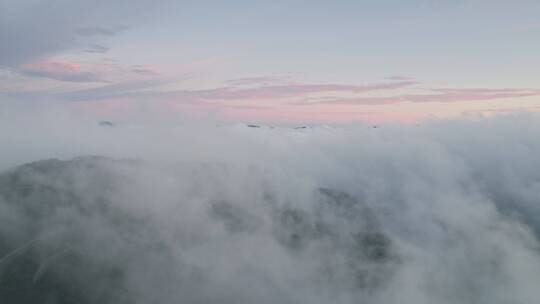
[1,113,540,303]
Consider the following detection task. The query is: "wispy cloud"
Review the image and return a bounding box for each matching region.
[297,87,540,105]
[225,76,283,86]
[130,65,160,76]
[82,45,111,54]
[171,81,418,101]
[385,75,415,81]
[13,58,165,85]
[75,26,127,37]
[62,79,172,101]
[20,60,101,83]
[62,80,417,103]
[0,1,159,67]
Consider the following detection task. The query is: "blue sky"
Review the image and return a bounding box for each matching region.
[1,0,539,123]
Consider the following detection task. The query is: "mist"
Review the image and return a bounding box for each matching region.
[1,108,540,303]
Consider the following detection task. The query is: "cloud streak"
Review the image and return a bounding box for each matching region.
[298,88,540,105]
[20,60,101,83]
[62,80,418,102]
[75,26,127,37]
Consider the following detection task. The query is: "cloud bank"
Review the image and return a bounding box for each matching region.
[1,112,540,303]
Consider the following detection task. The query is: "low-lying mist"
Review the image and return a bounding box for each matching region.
[1,110,540,303]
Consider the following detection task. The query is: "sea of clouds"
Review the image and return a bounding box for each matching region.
[1,104,540,303]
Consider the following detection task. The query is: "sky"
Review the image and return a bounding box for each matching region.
[1,0,539,124]
[2,2,540,301]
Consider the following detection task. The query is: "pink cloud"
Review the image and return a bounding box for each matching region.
[62,76,540,124]
[167,81,417,101]
[62,80,417,103]
[20,60,101,82]
[462,106,540,116]
[299,88,540,105]
[19,59,164,84]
